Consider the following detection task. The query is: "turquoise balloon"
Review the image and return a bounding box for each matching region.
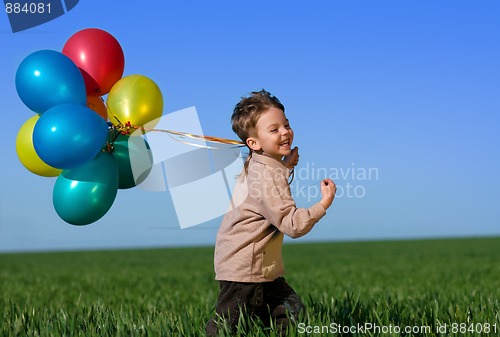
[15,50,86,114]
[33,103,109,170]
[53,152,118,226]
[112,134,153,189]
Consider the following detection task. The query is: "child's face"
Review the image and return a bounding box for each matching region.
[247,107,294,160]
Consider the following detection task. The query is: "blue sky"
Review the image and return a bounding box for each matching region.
[1,0,499,252]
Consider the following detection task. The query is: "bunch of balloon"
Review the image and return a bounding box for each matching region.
[14,28,157,226]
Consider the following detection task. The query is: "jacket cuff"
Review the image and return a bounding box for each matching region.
[309,202,327,221]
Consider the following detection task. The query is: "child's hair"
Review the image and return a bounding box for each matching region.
[231,89,285,175]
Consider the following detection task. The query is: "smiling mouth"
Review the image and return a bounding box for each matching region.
[280,139,290,147]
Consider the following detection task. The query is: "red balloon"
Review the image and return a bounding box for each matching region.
[63,28,125,96]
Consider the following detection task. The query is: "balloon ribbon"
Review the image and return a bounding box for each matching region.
[110,120,245,149]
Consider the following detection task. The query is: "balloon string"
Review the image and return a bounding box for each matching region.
[105,105,246,150]
[289,169,295,185]
[136,127,245,147]
[162,132,242,150]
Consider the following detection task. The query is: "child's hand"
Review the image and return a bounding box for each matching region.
[282,146,299,169]
[319,178,336,210]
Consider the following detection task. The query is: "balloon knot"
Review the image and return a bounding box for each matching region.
[116,121,133,135]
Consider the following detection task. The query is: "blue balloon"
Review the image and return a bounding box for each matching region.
[33,103,109,169]
[15,50,86,114]
[53,152,119,226]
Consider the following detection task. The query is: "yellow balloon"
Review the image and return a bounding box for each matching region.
[106,74,163,129]
[16,115,62,177]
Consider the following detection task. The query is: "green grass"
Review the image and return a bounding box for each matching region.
[1,237,499,336]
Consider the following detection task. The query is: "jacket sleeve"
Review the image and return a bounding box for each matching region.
[259,167,327,238]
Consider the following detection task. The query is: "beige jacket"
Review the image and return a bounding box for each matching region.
[214,152,327,282]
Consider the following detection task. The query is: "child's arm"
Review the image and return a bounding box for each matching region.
[258,169,336,239]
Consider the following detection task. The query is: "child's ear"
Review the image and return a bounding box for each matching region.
[246,137,261,151]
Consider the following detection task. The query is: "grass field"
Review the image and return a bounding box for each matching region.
[1,237,499,336]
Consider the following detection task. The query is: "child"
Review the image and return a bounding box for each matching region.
[206,90,336,336]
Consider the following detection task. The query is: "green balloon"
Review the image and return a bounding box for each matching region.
[53,152,119,226]
[112,134,153,189]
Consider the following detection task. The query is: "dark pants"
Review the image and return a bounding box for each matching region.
[205,277,304,336]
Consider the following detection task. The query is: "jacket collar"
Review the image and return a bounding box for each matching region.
[251,152,290,177]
